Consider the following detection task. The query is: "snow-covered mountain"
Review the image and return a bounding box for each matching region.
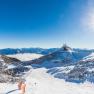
[1,46,94,94]
[66,52,94,83]
[0,47,93,56]
[47,51,94,83]
[0,46,94,83]
[0,48,58,55]
[31,45,91,68]
[0,53,44,83]
[82,52,94,61]
[0,55,30,82]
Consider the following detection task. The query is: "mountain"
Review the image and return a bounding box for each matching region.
[0,53,44,82]
[47,52,94,83]
[0,55,29,82]
[31,45,91,68]
[1,55,21,64]
[0,48,58,55]
[0,46,94,83]
[26,45,94,83]
[0,47,93,56]
[1,46,94,94]
[66,52,94,83]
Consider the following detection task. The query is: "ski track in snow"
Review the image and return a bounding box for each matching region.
[1,68,94,94]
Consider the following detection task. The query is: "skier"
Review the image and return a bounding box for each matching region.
[18,81,23,90]
[18,80,26,94]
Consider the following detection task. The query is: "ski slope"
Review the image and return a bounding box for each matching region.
[0,68,94,94]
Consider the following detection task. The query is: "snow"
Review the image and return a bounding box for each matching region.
[0,68,94,94]
[6,64,16,69]
[7,53,43,61]
[0,55,4,62]
[48,65,75,75]
[82,52,94,61]
[88,68,94,72]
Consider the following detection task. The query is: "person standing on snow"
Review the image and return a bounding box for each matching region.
[18,80,26,94]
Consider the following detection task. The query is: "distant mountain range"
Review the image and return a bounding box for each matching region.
[0,48,58,55]
[0,47,94,55]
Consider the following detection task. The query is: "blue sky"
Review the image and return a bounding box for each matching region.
[0,0,94,48]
